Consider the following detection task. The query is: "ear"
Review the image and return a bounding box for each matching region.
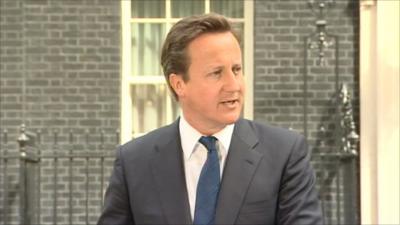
[169,73,186,98]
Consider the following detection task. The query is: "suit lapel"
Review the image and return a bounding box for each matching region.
[215,119,263,225]
[150,119,192,225]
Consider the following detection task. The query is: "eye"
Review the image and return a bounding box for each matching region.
[209,69,222,78]
[232,65,242,75]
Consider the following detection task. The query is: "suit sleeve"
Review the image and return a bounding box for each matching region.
[97,146,135,225]
[276,135,324,225]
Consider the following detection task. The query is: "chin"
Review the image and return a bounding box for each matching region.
[221,114,241,125]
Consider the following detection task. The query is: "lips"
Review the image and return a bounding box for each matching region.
[220,99,239,108]
[222,100,237,104]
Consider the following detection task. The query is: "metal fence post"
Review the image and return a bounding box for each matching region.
[17,124,29,225]
[1,124,120,224]
[17,124,38,225]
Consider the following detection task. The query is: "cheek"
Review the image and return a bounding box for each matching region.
[187,82,222,106]
[200,91,217,104]
[240,77,246,91]
[197,91,220,109]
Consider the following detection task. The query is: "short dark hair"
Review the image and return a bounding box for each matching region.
[161,13,240,100]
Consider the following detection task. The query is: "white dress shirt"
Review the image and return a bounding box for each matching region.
[179,115,234,220]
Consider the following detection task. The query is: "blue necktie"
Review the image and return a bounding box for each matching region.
[193,136,220,225]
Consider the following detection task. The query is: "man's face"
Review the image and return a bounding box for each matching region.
[173,31,245,134]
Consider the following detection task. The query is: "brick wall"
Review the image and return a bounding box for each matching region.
[0,0,120,224]
[1,0,360,224]
[254,0,359,134]
[0,0,120,137]
[253,0,359,223]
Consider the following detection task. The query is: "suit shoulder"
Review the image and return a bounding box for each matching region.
[119,123,177,158]
[241,119,304,147]
[238,119,308,166]
[245,119,301,137]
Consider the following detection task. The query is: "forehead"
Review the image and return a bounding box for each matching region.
[187,32,241,59]
[189,31,238,46]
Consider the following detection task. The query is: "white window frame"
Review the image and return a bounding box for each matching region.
[120,0,254,143]
[359,0,400,224]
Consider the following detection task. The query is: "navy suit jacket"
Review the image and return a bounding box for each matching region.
[98,118,323,225]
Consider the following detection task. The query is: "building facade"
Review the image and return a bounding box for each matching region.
[0,0,361,224]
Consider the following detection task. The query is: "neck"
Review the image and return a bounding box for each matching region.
[181,113,226,136]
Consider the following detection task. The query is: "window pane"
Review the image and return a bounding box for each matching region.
[171,0,205,18]
[131,84,166,134]
[131,84,180,135]
[232,22,244,51]
[132,23,166,76]
[131,0,165,18]
[231,22,245,74]
[211,0,244,18]
[172,99,180,121]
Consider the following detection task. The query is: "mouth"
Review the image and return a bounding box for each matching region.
[220,99,239,107]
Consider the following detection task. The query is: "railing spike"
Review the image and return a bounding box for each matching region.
[115,129,120,145]
[36,129,41,145]
[85,129,90,145]
[69,129,74,144]
[53,129,59,145]
[100,130,105,146]
[3,129,8,144]
[17,124,29,149]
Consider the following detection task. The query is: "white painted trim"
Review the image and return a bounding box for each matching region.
[130,18,245,23]
[360,0,400,224]
[127,76,165,84]
[243,0,254,120]
[120,1,133,144]
[205,0,210,13]
[166,0,171,19]
[165,0,173,122]
[359,2,378,223]
[227,18,245,23]
[131,18,179,23]
[375,1,399,224]
[128,76,166,84]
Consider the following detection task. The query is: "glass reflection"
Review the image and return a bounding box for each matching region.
[132,23,166,76]
[131,84,180,135]
[211,0,244,18]
[231,22,244,50]
[131,0,165,18]
[171,0,204,18]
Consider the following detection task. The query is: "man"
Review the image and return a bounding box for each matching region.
[98,13,323,225]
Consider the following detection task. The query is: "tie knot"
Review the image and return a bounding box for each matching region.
[199,136,218,153]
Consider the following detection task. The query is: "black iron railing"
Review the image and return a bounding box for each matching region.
[0,127,119,225]
[313,84,359,225]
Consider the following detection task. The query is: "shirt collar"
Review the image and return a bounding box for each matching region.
[179,115,235,160]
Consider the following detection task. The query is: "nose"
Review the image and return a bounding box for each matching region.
[223,71,241,92]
